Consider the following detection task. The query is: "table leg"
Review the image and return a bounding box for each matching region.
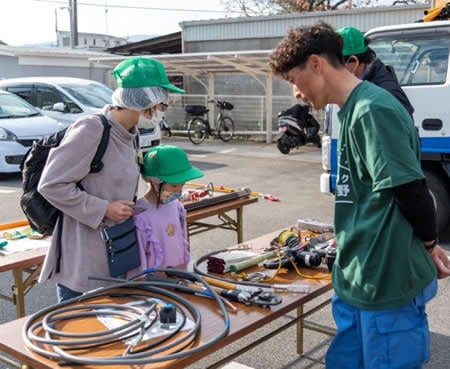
[12,268,25,318]
[296,304,304,355]
[236,207,243,243]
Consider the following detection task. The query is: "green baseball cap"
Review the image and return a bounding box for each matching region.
[143,145,203,184]
[113,56,185,94]
[337,26,368,56]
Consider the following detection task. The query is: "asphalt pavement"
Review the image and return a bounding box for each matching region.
[0,136,448,369]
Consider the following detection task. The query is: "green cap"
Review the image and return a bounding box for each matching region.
[143,145,204,184]
[113,57,185,94]
[337,26,368,56]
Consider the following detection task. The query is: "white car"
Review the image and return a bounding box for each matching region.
[0,77,161,152]
[0,90,65,173]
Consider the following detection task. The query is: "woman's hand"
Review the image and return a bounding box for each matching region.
[429,245,450,279]
[105,200,135,222]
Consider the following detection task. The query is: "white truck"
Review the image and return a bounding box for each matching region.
[320,8,450,233]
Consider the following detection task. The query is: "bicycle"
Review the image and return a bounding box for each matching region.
[185,99,235,145]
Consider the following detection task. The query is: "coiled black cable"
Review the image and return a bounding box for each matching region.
[23,268,230,366]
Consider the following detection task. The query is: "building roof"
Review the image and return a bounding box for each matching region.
[57,30,127,42]
[0,45,110,58]
[180,4,429,42]
[90,49,272,77]
[106,32,182,55]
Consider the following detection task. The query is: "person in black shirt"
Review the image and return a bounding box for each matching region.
[337,26,414,117]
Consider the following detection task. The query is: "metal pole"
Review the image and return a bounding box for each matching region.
[69,0,79,48]
[54,8,59,47]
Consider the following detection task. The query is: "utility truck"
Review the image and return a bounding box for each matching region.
[320,2,450,233]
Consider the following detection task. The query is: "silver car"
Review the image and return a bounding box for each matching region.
[0,77,161,152]
[0,90,64,173]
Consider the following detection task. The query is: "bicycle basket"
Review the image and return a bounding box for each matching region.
[185,105,207,115]
[218,101,234,111]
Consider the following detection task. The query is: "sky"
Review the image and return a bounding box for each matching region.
[0,0,234,46]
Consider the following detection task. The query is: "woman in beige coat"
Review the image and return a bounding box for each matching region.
[38,57,184,302]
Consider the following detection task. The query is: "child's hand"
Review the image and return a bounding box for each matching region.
[105,200,135,222]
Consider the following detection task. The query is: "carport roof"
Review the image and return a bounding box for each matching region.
[89,50,274,77]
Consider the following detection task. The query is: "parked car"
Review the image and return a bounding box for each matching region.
[0,90,64,173]
[0,77,161,152]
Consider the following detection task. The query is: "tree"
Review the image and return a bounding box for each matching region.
[222,0,351,16]
[222,0,426,16]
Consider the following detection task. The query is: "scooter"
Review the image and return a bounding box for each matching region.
[276,104,321,154]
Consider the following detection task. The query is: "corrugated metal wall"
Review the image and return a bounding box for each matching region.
[181,4,429,43]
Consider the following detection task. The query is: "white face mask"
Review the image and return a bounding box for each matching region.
[137,109,164,129]
[150,109,164,126]
[137,113,156,129]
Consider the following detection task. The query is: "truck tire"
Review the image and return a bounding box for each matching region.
[424,169,449,235]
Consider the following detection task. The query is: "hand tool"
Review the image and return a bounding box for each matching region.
[186,182,280,201]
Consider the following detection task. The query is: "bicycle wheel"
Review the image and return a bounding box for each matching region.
[217,116,234,142]
[187,118,208,145]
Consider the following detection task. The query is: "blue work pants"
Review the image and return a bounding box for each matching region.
[326,279,437,369]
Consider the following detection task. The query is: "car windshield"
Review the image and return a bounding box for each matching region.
[60,82,113,108]
[0,93,40,119]
[370,32,449,86]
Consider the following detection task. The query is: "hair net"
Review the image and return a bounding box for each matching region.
[111,86,168,110]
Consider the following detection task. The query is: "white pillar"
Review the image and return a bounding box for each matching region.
[208,73,216,128]
[266,75,273,144]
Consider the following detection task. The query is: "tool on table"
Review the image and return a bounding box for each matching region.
[2,230,27,240]
[0,240,8,249]
[207,248,259,274]
[230,271,270,282]
[162,270,282,308]
[271,284,312,293]
[228,251,279,273]
[181,188,211,202]
[296,219,334,233]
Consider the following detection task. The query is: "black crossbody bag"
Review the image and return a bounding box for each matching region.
[100,138,142,278]
[101,216,140,277]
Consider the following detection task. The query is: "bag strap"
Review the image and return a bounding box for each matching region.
[55,217,63,273]
[90,114,111,173]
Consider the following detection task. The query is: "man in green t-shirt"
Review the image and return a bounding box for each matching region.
[269,22,450,369]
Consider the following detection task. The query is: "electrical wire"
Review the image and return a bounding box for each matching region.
[23,268,230,366]
[32,0,245,14]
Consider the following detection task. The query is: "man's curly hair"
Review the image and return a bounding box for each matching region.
[269,21,345,76]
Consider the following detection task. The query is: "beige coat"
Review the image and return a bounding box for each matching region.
[38,106,140,292]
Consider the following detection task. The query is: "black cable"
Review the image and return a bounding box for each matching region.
[23,269,230,366]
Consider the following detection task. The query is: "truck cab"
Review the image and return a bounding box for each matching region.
[321,20,450,233]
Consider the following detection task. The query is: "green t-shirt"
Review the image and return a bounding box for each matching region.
[333,81,436,310]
